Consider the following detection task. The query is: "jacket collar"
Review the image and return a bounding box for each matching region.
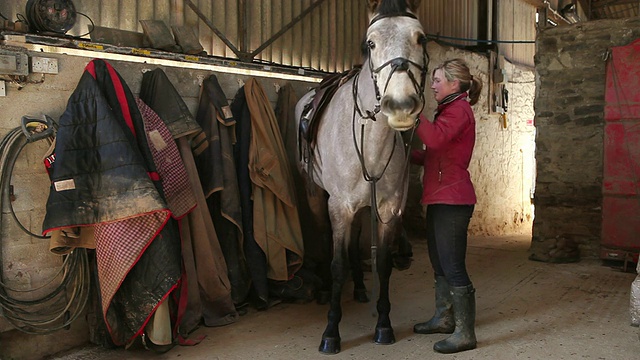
[435,92,468,116]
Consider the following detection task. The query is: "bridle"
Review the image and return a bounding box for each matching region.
[353,12,430,123]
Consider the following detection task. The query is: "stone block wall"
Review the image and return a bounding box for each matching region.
[530,17,640,262]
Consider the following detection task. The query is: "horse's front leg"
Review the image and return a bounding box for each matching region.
[319,207,353,354]
[373,221,396,345]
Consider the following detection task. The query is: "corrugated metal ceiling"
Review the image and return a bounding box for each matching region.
[525,0,640,22]
[587,0,640,20]
[5,0,597,70]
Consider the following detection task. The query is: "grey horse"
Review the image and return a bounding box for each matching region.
[295,0,428,354]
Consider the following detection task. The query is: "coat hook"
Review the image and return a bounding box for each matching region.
[274,83,281,93]
[197,75,205,86]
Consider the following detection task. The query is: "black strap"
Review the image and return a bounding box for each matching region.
[369,12,417,26]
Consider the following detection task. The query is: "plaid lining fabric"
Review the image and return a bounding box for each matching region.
[94,211,169,314]
[136,98,197,219]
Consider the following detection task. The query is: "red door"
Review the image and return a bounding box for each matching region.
[602,38,640,262]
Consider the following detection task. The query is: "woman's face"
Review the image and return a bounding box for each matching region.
[431,68,459,103]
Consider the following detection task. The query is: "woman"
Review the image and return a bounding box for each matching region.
[410,58,482,354]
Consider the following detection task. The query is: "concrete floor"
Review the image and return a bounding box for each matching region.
[47,235,639,360]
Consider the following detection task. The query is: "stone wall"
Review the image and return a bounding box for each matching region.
[530,17,640,262]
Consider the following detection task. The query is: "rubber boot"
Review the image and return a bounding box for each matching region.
[413,276,454,334]
[433,285,477,354]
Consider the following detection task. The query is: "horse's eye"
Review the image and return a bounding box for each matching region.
[367,40,375,49]
[417,34,427,46]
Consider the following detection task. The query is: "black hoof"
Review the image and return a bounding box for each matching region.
[373,327,395,345]
[317,290,330,305]
[319,337,341,354]
[353,288,369,303]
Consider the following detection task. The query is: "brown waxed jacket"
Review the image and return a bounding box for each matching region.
[244,78,304,281]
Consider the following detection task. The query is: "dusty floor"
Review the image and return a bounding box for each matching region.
[47,235,639,360]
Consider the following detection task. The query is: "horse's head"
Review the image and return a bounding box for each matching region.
[365,0,428,131]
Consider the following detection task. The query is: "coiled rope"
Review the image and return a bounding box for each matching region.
[0,120,90,334]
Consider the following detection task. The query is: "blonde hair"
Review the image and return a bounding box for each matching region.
[432,58,483,105]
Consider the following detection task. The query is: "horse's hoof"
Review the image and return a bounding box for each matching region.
[373,327,395,345]
[353,288,369,303]
[317,290,330,305]
[319,337,341,354]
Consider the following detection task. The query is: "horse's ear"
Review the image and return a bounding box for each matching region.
[367,0,381,15]
[406,0,421,12]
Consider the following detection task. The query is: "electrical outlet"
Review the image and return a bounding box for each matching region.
[31,57,59,74]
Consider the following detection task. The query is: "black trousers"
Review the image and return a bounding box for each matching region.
[425,204,475,287]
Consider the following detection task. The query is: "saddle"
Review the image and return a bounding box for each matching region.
[299,66,361,165]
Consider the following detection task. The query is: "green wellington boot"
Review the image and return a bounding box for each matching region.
[414,276,454,334]
[433,284,477,354]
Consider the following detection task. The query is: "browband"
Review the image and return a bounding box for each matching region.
[369,12,417,26]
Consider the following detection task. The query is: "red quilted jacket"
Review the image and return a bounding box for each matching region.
[411,93,477,205]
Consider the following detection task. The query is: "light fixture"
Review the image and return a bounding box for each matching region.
[11,41,324,83]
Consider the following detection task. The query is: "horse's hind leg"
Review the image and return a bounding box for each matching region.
[349,211,368,303]
[319,203,354,354]
[373,219,398,345]
[303,186,333,304]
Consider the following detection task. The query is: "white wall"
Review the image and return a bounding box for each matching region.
[415,42,536,236]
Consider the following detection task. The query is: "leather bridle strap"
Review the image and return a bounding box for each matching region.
[369,12,417,26]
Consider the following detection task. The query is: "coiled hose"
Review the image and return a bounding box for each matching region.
[0,120,90,334]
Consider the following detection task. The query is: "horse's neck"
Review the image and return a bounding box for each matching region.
[355,66,394,138]
[355,65,377,111]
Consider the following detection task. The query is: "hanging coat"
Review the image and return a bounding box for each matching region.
[139,68,238,329]
[42,59,180,346]
[274,83,325,265]
[243,78,304,281]
[193,75,251,307]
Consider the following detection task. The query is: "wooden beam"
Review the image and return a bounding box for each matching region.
[477,0,489,50]
[518,0,546,8]
[590,0,640,9]
[249,0,326,59]
[184,0,244,60]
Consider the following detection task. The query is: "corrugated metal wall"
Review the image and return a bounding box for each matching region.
[1,0,536,71]
[418,0,479,48]
[2,0,368,73]
[418,0,536,67]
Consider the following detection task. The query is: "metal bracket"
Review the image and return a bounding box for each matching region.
[0,50,29,76]
[185,0,326,62]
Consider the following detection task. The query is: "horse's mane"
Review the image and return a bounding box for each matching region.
[376,0,412,17]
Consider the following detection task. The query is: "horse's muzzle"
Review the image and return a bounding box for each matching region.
[381,94,420,115]
[387,114,418,131]
[381,94,421,130]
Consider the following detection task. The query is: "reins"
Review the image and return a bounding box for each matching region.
[351,12,428,224]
